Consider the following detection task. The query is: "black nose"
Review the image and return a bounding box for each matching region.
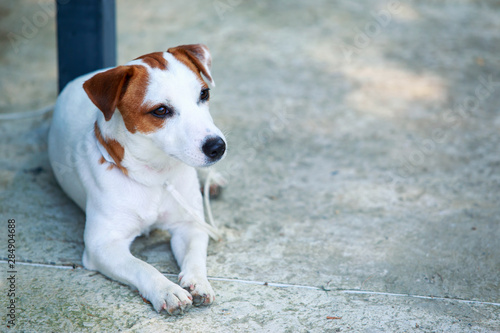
[202,136,226,161]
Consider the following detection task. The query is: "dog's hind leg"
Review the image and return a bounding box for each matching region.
[197,168,227,199]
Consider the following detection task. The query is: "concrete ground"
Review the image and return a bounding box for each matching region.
[1,0,499,332]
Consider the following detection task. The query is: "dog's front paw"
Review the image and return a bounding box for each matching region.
[145,281,193,315]
[179,273,215,306]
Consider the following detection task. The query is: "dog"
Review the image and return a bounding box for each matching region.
[48,44,226,315]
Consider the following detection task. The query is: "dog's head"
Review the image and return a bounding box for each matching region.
[83,44,226,168]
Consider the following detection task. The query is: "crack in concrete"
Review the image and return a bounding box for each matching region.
[3,260,499,307]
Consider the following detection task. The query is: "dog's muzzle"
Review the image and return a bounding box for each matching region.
[202,136,226,162]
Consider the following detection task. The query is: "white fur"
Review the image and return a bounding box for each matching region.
[48,48,226,315]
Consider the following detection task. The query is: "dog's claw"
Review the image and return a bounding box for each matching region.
[191,293,212,306]
[165,299,192,316]
[193,295,203,306]
[182,286,214,307]
[179,272,214,307]
[186,289,202,305]
[147,281,194,315]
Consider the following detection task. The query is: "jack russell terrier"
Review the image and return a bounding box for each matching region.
[48,44,226,315]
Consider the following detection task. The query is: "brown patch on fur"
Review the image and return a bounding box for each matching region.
[84,64,165,134]
[116,66,165,134]
[83,66,136,121]
[167,44,212,86]
[94,122,128,175]
[135,52,168,70]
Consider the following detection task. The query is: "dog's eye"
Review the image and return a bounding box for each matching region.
[150,106,171,118]
[200,88,210,102]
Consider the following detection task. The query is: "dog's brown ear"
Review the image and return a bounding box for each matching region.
[167,44,215,86]
[83,66,135,121]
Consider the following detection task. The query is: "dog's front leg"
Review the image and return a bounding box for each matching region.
[170,226,215,306]
[82,217,193,314]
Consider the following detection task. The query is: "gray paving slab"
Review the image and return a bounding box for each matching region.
[1,264,499,332]
[1,0,499,332]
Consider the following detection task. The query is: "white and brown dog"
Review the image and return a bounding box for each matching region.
[48,44,226,315]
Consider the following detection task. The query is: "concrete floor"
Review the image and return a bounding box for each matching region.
[1,0,499,332]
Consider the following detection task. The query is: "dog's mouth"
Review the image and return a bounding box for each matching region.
[166,146,227,169]
[153,134,226,169]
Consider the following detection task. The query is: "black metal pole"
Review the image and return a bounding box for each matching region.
[56,0,116,92]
